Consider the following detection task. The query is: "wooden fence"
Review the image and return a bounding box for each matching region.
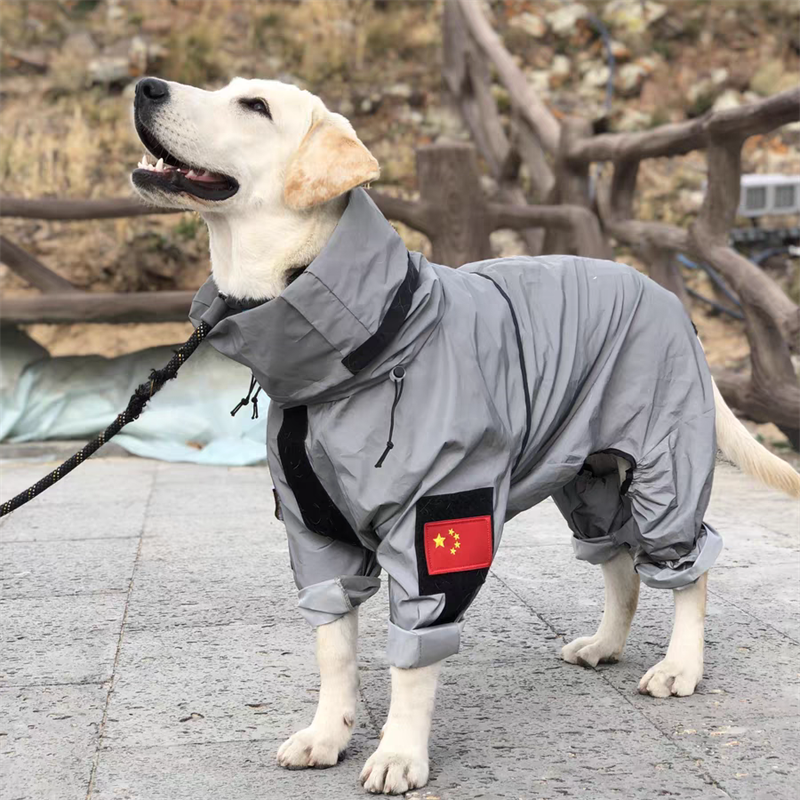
[443,0,800,436]
[0,142,603,324]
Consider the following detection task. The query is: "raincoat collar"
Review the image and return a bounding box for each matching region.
[191,188,444,405]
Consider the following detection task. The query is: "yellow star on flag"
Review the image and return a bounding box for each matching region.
[448,528,455,536]
[433,533,446,548]
[453,533,460,541]
[450,547,457,555]
[455,541,461,549]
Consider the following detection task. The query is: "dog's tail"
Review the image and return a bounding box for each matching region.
[713,377,800,498]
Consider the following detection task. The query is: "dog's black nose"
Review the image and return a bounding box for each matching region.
[136,77,169,103]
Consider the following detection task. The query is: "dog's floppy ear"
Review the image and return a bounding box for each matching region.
[284,114,379,210]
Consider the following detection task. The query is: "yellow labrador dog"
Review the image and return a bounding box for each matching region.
[131,76,800,795]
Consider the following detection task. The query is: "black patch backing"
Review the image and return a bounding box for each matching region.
[277,405,361,548]
[415,487,494,625]
[341,255,418,374]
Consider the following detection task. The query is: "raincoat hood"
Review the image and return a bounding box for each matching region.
[189,189,443,405]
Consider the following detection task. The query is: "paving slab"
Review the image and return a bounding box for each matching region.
[0,683,106,800]
[1,594,127,687]
[0,455,797,800]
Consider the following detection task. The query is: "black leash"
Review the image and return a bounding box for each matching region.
[0,321,212,519]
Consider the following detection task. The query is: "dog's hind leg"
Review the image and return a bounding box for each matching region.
[639,572,707,698]
[360,661,441,794]
[562,549,640,667]
[277,608,359,768]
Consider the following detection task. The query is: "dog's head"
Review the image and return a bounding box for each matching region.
[130,76,379,214]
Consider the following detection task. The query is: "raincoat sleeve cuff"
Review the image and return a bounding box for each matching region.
[297,576,381,628]
[634,522,723,590]
[386,620,464,669]
[571,533,624,565]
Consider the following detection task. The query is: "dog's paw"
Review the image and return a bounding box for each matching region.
[638,657,702,698]
[561,634,622,668]
[276,720,352,769]
[360,747,429,795]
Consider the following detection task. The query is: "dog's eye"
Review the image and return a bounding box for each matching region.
[240,98,272,119]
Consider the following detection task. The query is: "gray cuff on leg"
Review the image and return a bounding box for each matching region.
[572,533,624,565]
[298,576,382,627]
[386,620,463,669]
[634,522,723,589]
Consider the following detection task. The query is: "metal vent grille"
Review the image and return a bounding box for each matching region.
[775,185,796,209]
[743,186,767,212]
[738,175,800,217]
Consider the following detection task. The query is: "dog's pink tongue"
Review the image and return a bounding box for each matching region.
[186,169,224,183]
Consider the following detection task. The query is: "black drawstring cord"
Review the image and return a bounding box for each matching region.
[374,366,406,469]
[251,384,263,419]
[230,374,264,419]
[230,375,257,417]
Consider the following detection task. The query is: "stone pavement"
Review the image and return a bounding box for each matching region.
[1,453,798,800]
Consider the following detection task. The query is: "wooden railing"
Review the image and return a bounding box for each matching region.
[0,143,603,324]
[443,0,800,436]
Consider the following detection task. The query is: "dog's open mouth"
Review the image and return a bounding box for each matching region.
[132,121,239,202]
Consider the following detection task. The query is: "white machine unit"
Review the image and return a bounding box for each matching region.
[738,174,800,217]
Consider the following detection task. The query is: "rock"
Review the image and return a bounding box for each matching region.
[87,56,130,86]
[711,68,729,87]
[386,83,413,100]
[479,175,499,197]
[509,12,548,39]
[491,84,511,111]
[548,54,572,88]
[2,48,48,74]
[712,89,744,113]
[491,228,527,259]
[106,0,125,22]
[528,69,552,95]
[615,108,652,131]
[128,36,149,77]
[424,106,467,139]
[583,63,610,90]
[617,62,647,97]
[636,55,662,75]
[546,3,588,36]
[750,59,797,96]
[61,31,99,59]
[609,39,632,63]
[687,78,716,108]
[602,0,667,34]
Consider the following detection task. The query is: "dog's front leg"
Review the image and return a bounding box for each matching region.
[360,661,441,794]
[639,572,708,697]
[562,549,640,667]
[277,608,359,768]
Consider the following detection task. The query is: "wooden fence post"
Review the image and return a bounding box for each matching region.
[415,142,493,267]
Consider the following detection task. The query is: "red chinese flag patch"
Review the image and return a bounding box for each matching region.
[423,516,493,575]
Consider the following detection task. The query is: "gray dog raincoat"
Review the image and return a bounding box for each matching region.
[190,189,722,669]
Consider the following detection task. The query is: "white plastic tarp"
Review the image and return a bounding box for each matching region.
[0,328,267,465]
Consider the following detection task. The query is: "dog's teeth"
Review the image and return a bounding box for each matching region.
[156,158,164,171]
[186,169,197,178]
